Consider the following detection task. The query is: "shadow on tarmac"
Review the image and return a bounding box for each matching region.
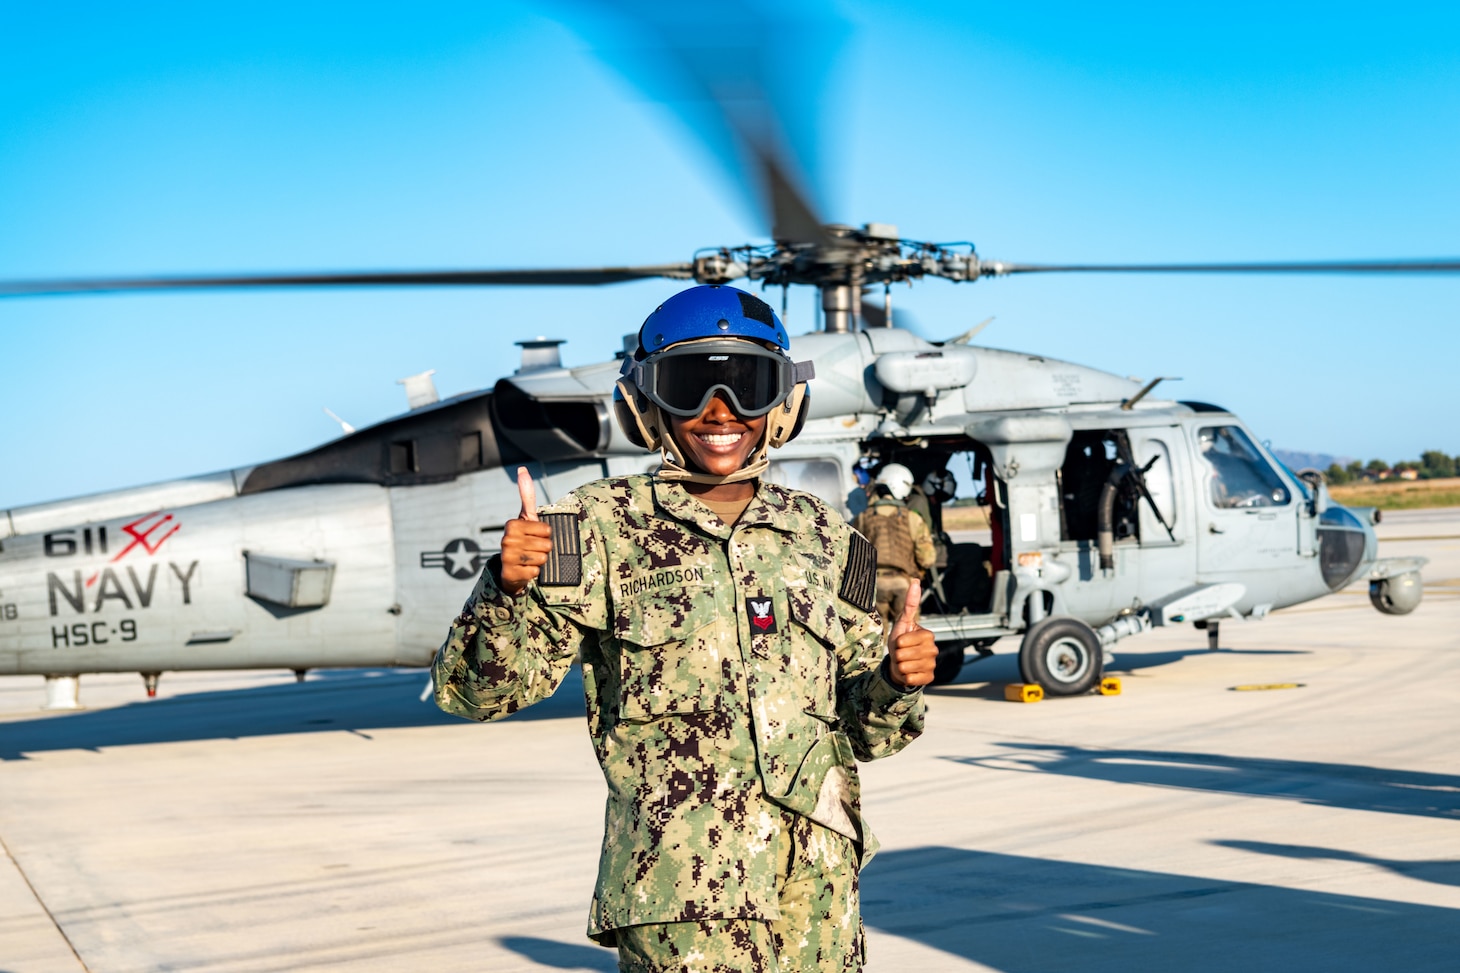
[497,935,616,971]
[927,643,1307,697]
[1214,840,1460,889]
[1108,646,1307,672]
[862,847,1460,972]
[946,743,1460,821]
[0,666,589,761]
[4,636,1310,758]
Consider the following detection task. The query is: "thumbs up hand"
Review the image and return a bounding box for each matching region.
[499,467,554,596]
[516,466,539,523]
[887,579,937,689]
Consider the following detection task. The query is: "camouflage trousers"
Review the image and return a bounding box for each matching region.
[612,812,864,973]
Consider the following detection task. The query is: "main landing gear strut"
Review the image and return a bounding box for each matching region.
[1196,619,1220,650]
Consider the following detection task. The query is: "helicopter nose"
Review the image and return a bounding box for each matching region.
[1317,504,1374,590]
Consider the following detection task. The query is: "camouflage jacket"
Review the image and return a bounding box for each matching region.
[432,475,926,938]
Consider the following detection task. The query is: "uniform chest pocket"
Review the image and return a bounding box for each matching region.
[612,584,727,723]
[785,586,847,721]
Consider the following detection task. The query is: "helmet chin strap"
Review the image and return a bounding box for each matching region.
[653,410,771,485]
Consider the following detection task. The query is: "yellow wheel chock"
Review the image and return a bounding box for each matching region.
[1002,677,1120,701]
[1004,683,1044,703]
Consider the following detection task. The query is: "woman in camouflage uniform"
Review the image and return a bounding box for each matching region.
[433,285,936,972]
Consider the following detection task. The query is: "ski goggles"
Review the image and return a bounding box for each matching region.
[626,340,815,418]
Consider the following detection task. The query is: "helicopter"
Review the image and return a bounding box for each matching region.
[0,5,1447,707]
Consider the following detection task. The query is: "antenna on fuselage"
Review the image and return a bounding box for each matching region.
[322,407,356,434]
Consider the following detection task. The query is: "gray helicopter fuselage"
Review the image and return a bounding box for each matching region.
[760,332,1387,645]
[0,327,1406,688]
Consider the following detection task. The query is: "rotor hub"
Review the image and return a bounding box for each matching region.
[691,224,984,294]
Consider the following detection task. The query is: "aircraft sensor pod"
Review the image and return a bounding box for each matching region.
[873,347,977,397]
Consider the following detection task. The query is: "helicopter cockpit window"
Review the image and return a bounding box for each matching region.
[1198,426,1290,508]
[765,458,842,509]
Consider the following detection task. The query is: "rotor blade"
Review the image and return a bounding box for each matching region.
[571,2,836,247]
[0,264,695,298]
[762,147,830,247]
[981,259,1460,277]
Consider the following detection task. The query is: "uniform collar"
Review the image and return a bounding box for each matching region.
[652,477,798,539]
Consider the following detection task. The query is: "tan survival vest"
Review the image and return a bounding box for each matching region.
[857,499,919,577]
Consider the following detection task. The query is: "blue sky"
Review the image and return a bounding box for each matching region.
[2,1,1456,508]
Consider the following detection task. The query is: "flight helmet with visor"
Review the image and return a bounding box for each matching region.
[875,463,916,501]
[614,285,815,485]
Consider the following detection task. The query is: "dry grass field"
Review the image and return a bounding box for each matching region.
[941,503,993,531]
[1329,476,1460,511]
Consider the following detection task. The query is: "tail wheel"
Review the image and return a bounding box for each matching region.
[1018,616,1103,697]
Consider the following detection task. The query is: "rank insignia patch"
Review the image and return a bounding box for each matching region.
[746,596,778,634]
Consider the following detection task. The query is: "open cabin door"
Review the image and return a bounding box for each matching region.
[1128,428,1182,548]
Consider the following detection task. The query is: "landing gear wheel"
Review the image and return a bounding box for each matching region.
[1018,617,1103,697]
[932,643,966,685]
[929,638,1000,686]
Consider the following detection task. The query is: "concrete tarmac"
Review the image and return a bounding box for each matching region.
[2,509,1457,972]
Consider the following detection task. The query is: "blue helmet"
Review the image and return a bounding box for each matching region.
[636,284,789,358]
[614,284,813,458]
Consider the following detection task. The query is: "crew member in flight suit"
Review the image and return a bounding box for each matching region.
[433,284,937,973]
[853,464,937,629]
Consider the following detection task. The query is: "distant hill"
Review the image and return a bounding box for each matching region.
[1273,449,1354,472]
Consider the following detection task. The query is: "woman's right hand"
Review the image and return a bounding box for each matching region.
[499,467,554,596]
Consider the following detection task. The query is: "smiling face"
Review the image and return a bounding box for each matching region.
[667,391,767,481]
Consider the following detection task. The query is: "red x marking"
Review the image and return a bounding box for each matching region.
[110,511,180,563]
